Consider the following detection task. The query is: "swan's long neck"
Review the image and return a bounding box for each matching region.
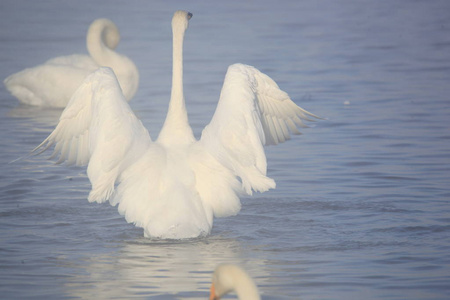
[233,270,260,300]
[86,19,139,101]
[87,19,120,67]
[158,20,195,145]
[235,278,260,300]
[212,265,261,300]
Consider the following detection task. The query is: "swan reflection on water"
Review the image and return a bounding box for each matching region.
[62,236,270,299]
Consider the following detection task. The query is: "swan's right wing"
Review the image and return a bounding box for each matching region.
[200,64,319,195]
[33,67,151,203]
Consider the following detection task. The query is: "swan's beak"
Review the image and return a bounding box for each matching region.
[209,283,218,300]
[187,12,193,20]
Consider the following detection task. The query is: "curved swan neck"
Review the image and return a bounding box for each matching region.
[158,12,194,145]
[86,19,119,66]
[211,265,261,300]
[234,275,260,300]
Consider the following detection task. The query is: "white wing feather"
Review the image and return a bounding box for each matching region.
[200,63,318,195]
[33,67,151,203]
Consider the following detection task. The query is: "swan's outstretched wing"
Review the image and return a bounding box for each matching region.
[34,67,151,203]
[200,63,319,194]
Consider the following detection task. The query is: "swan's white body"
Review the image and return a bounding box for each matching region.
[4,18,138,108]
[34,11,318,239]
[210,264,260,300]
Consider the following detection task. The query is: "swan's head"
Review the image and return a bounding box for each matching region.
[88,18,120,49]
[171,10,193,33]
[209,264,260,300]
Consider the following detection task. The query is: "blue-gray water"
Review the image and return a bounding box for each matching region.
[1,1,450,299]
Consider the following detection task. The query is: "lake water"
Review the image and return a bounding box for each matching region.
[1,0,450,299]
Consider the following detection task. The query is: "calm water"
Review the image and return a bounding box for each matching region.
[1,1,450,299]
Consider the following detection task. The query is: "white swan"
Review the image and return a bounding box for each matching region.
[4,18,138,108]
[34,11,319,239]
[210,264,260,300]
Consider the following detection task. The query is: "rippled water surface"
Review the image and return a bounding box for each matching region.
[1,1,450,299]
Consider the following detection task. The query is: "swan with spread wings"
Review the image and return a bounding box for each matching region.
[34,10,319,239]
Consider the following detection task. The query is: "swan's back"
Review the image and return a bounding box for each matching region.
[4,57,97,107]
[112,144,214,239]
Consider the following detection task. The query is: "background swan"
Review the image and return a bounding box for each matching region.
[34,11,319,239]
[4,18,138,108]
[210,264,260,300]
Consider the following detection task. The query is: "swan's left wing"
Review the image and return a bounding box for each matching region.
[200,63,319,194]
[34,67,151,203]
